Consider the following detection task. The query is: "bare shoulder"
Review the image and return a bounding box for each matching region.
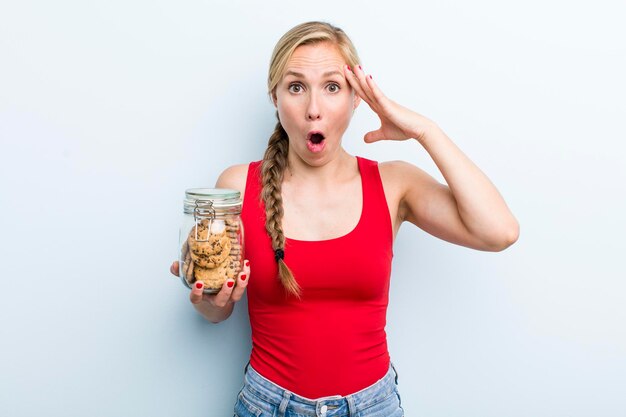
[378,160,444,225]
[378,160,435,193]
[215,163,250,195]
[379,159,430,177]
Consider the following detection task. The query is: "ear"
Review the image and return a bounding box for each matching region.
[353,93,362,111]
[271,91,278,108]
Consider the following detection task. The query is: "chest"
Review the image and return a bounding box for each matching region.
[281,179,363,241]
[242,160,395,304]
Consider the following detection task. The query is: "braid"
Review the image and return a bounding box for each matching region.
[261,113,301,298]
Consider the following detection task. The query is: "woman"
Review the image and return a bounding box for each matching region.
[171,21,519,417]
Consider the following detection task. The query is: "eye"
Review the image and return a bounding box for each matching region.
[327,83,340,93]
[288,83,303,93]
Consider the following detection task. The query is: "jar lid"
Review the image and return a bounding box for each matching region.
[184,188,241,209]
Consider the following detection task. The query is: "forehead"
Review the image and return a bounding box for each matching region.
[285,42,346,74]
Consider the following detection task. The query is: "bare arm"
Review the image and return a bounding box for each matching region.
[385,125,519,251]
[346,64,519,251]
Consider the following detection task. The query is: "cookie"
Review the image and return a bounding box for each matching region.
[194,258,236,290]
[190,235,231,268]
[229,257,242,276]
[188,221,232,268]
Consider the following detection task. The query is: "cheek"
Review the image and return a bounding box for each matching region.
[330,101,353,124]
[276,102,302,138]
[278,100,295,115]
[276,95,300,114]
[332,93,354,112]
[277,103,296,127]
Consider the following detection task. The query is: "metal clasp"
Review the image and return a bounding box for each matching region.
[193,199,215,242]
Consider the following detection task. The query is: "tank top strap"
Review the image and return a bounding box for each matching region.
[243,161,263,212]
[356,156,393,246]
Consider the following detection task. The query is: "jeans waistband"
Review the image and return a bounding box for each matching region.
[242,362,399,416]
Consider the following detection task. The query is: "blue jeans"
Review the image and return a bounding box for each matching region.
[233,362,404,417]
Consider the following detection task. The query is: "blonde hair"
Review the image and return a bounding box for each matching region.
[262,21,361,298]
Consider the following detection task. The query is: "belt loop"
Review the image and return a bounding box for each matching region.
[277,391,290,417]
[391,362,399,385]
[346,395,357,416]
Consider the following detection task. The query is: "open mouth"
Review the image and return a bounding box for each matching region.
[306,131,326,153]
[307,131,326,144]
[309,133,325,144]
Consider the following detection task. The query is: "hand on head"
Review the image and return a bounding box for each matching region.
[344,64,435,144]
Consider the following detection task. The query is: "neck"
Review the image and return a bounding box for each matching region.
[285,148,356,185]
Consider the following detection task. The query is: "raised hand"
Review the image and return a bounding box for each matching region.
[344,64,436,144]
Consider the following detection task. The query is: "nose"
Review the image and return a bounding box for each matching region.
[306,93,321,121]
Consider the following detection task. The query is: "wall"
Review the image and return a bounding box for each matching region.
[1,1,625,416]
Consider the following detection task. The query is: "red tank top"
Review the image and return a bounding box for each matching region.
[241,156,394,398]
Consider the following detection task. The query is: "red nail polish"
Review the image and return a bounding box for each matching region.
[227,281,234,288]
[347,65,351,71]
[241,274,247,281]
[245,260,250,267]
[359,65,362,70]
[369,74,372,79]
[195,282,203,289]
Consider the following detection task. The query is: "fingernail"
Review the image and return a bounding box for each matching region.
[359,65,362,70]
[241,274,247,281]
[245,260,250,267]
[227,281,234,288]
[369,74,373,79]
[195,282,203,289]
[347,65,351,71]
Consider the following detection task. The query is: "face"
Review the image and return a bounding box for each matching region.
[272,42,361,167]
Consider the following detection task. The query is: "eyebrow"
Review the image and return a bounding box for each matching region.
[284,70,344,79]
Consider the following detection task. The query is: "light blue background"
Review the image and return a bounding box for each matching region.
[1,1,625,416]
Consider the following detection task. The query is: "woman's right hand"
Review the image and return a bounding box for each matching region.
[170,259,250,321]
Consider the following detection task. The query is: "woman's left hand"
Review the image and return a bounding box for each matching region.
[345,64,436,144]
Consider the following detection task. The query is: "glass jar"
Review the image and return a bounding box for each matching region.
[179,188,244,293]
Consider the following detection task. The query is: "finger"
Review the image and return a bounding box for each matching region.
[350,65,376,104]
[170,261,180,277]
[345,65,371,103]
[190,281,204,304]
[364,128,386,144]
[364,72,388,105]
[230,259,250,302]
[355,66,389,116]
[345,65,373,106]
[212,278,236,308]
